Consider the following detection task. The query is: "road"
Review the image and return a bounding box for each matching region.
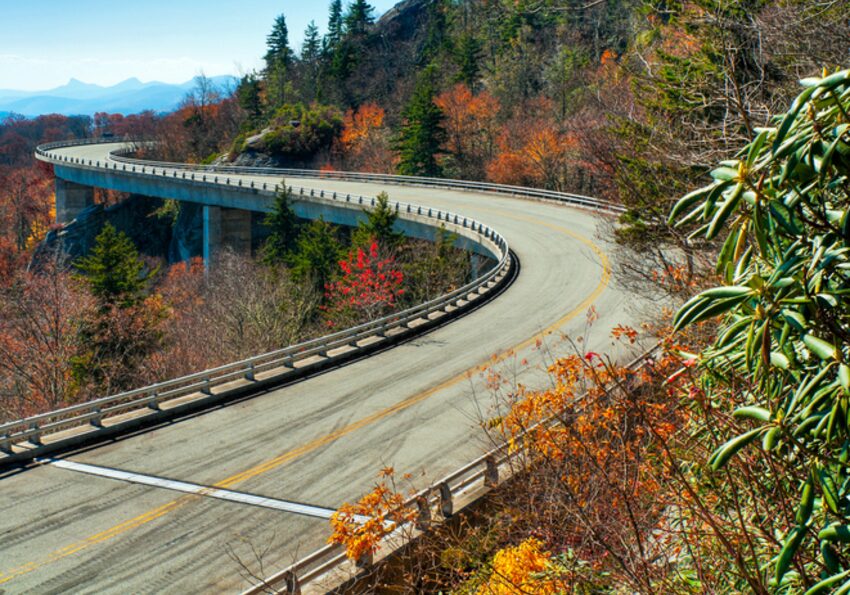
[1,143,641,593]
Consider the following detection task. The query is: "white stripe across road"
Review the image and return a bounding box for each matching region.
[42,458,366,523]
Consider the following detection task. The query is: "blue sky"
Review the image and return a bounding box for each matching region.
[0,0,399,91]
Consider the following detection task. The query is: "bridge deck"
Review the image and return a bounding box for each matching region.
[0,143,639,593]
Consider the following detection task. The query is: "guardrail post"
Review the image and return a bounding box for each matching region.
[416,494,432,530]
[484,455,499,487]
[245,362,256,381]
[202,377,212,395]
[148,392,160,411]
[283,356,294,369]
[91,407,104,428]
[29,422,42,446]
[0,434,12,454]
[439,482,453,518]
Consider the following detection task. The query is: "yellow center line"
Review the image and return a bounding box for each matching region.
[0,211,610,586]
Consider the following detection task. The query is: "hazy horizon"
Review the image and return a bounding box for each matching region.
[0,0,398,91]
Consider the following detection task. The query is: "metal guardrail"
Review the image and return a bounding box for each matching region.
[35,138,625,215]
[6,141,513,456]
[241,345,663,594]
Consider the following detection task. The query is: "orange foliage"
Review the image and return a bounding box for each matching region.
[328,468,417,561]
[476,538,562,595]
[340,103,385,149]
[336,103,393,173]
[434,84,500,179]
[486,128,579,191]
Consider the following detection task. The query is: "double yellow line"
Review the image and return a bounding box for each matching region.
[0,212,611,586]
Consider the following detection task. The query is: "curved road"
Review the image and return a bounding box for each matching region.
[0,143,640,593]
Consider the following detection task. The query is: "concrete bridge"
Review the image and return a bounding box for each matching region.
[0,140,638,593]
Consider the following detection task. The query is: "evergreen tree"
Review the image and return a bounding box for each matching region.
[290,218,343,290]
[264,14,294,108]
[353,192,405,248]
[236,73,264,127]
[394,66,446,177]
[454,34,483,90]
[324,0,344,55]
[344,0,375,37]
[76,223,153,307]
[302,21,322,63]
[301,21,323,102]
[72,223,163,393]
[262,187,300,266]
[264,14,294,72]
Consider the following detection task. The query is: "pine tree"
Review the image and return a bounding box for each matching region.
[262,187,300,266]
[236,73,264,127]
[264,14,294,108]
[76,223,152,307]
[344,0,375,37]
[302,21,322,63]
[289,218,342,290]
[264,14,294,72]
[325,0,344,55]
[72,223,164,393]
[301,21,323,102]
[454,34,483,90]
[395,67,446,177]
[353,192,404,248]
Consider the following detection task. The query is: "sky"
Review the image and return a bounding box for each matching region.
[0,0,399,91]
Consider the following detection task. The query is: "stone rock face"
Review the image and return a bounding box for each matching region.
[376,0,434,41]
[35,195,197,265]
[168,201,204,263]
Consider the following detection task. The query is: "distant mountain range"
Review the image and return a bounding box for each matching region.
[0,75,238,118]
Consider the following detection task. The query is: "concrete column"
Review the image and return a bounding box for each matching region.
[203,206,252,270]
[470,253,484,281]
[203,205,221,271]
[55,178,95,223]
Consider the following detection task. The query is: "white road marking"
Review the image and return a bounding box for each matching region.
[42,458,365,522]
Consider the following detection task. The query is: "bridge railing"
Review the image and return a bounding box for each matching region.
[240,345,663,594]
[35,138,625,214]
[5,143,513,456]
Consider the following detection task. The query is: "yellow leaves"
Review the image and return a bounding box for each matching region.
[476,538,563,595]
[328,469,417,562]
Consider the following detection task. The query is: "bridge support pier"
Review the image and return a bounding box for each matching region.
[55,178,95,223]
[470,253,484,281]
[203,205,252,270]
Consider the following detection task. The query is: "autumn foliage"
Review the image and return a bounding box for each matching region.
[336,103,393,173]
[473,538,564,595]
[328,468,417,562]
[323,240,404,327]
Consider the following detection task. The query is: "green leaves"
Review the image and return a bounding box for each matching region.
[672,285,753,331]
[708,427,764,470]
[669,68,850,590]
[803,334,838,361]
